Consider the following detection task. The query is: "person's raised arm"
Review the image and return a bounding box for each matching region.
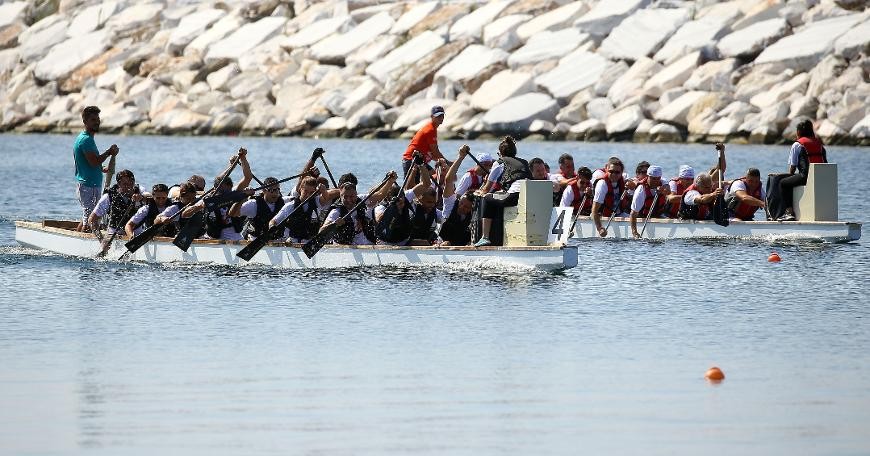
[233,148,252,191]
[296,148,323,194]
[369,172,399,206]
[443,145,469,200]
[411,164,432,198]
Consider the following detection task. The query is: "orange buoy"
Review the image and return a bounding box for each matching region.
[768,252,781,262]
[705,366,725,382]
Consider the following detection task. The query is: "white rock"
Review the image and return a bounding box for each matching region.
[167,8,225,54]
[756,13,864,71]
[585,98,614,122]
[205,17,287,65]
[311,12,394,64]
[655,90,709,126]
[528,119,555,133]
[816,118,847,140]
[283,15,349,49]
[535,51,609,100]
[717,18,789,58]
[242,105,287,131]
[788,94,819,119]
[346,35,401,66]
[315,116,347,131]
[569,118,606,138]
[654,14,734,63]
[708,116,741,137]
[152,108,210,132]
[67,1,117,37]
[336,77,381,118]
[734,66,793,101]
[684,59,738,92]
[207,63,241,91]
[481,92,559,132]
[834,18,870,60]
[237,35,289,73]
[470,69,534,111]
[607,57,662,107]
[366,30,445,83]
[449,0,513,42]
[96,66,128,90]
[100,103,147,129]
[390,2,441,35]
[731,1,788,31]
[210,112,247,133]
[719,100,757,118]
[229,71,273,100]
[34,29,111,82]
[606,104,645,135]
[849,114,870,138]
[749,72,809,108]
[0,1,27,28]
[507,28,589,68]
[346,101,385,129]
[649,122,682,142]
[484,14,531,51]
[435,45,509,84]
[593,61,629,97]
[598,8,690,61]
[19,18,69,63]
[643,51,700,98]
[516,1,589,41]
[105,3,163,36]
[185,13,244,57]
[0,48,19,75]
[573,0,649,38]
[556,102,586,124]
[439,101,476,132]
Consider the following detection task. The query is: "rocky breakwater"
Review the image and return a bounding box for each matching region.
[0,0,867,145]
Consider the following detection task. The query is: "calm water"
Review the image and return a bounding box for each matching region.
[1,134,869,455]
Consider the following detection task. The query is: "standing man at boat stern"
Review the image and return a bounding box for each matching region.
[74,106,118,231]
[402,105,446,180]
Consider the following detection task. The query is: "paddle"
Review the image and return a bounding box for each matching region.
[568,190,589,236]
[102,149,117,194]
[236,189,322,261]
[125,156,239,254]
[203,172,309,209]
[97,199,139,258]
[603,189,629,235]
[713,145,730,227]
[302,173,393,259]
[640,190,660,238]
[318,151,338,188]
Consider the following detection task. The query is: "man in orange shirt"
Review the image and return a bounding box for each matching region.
[402,105,446,179]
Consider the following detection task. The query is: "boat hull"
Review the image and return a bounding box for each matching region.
[15,221,578,272]
[570,216,862,242]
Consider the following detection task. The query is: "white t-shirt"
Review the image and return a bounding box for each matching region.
[630,184,666,213]
[324,205,375,245]
[127,203,169,236]
[593,179,620,205]
[788,141,803,167]
[728,179,766,201]
[269,196,324,242]
[683,189,702,206]
[487,162,523,193]
[455,171,478,196]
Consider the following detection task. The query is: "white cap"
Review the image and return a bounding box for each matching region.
[678,165,695,179]
[476,152,494,163]
[648,165,663,178]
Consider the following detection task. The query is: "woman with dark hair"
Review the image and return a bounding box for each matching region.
[473,136,531,247]
[777,119,827,221]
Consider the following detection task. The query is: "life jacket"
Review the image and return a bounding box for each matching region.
[284,196,321,240]
[638,184,667,218]
[409,202,437,242]
[465,168,483,193]
[497,156,531,192]
[376,201,412,243]
[168,201,197,237]
[205,192,245,239]
[245,195,285,240]
[567,181,593,215]
[665,178,691,218]
[679,183,712,220]
[333,201,377,245]
[104,184,139,230]
[134,198,175,236]
[796,136,825,175]
[592,177,625,217]
[729,178,763,221]
[439,198,473,245]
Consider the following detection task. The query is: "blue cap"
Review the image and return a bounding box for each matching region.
[431,105,445,117]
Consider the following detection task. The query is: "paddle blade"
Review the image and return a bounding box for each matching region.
[173,212,205,252]
[236,235,268,261]
[713,194,730,227]
[125,224,161,253]
[204,191,248,211]
[302,224,338,259]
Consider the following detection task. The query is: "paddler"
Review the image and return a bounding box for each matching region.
[726,168,766,221]
[591,157,631,237]
[473,136,531,247]
[228,177,291,241]
[88,169,145,236]
[559,166,593,215]
[126,183,173,238]
[664,165,695,218]
[630,165,670,238]
[269,176,338,243]
[438,145,475,246]
[678,173,724,220]
[776,119,828,221]
[74,105,119,232]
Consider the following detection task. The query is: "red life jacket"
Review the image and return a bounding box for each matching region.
[568,181,593,214]
[797,136,825,164]
[639,184,666,218]
[464,168,482,192]
[732,178,763,221]
[666,178,691,218]
[679,183,711,220]
[594,177,625,217]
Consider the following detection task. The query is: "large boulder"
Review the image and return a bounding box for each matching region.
[481,92,559,133]
[607,57,662,107]
[535,51,609,101]
[648,122,682,142]
[242,105,287,133]
[0,2,27,29]
[34,29,111,82]
[654,13,734,63]
[755,13,865,71]
[731,0,788,31]
[717,18,789,58]
[167,8,225,54]
[749,72,809,109]
[409,4,470,37]
[683,58,738,92]
[346,101,385,129]
[366,30,445,83]
[435,45,509,87]
[283,16,349,49]
[381,39,470,107]
[733,66,793,101]
[593,61,629,97]
[390,2,440,35]
[516,1,589,41]
[185,13,244,58]
[100,102,147,130]
[336,77,381,118]
[586,97,614,122]
[654,91,709,127]
[346,35,401,67]
[573,0,649,38]
[484,14,531,51]
[311,12,395,64]
[205,17,287,65]
[507,28,589,68]
[598,8,691,61]
[449,0,513,42]
[834,18,870,60]
[643,51,699,98]
[66,1,118,38]
[104,2,163,38]
[18,16,69,63]
[605,104,645,136]
[151,108,211,133]
[567,118,606,141]
[470,69,535,111]
[849,114,870,140]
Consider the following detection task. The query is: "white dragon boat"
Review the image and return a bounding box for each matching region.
[568,163,861,243]
[15,181,578,271]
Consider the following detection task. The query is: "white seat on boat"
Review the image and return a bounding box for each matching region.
[503,180,552,246]
[794,163,837,222]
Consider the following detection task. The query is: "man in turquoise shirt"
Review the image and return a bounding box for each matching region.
[74,105,118,232]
